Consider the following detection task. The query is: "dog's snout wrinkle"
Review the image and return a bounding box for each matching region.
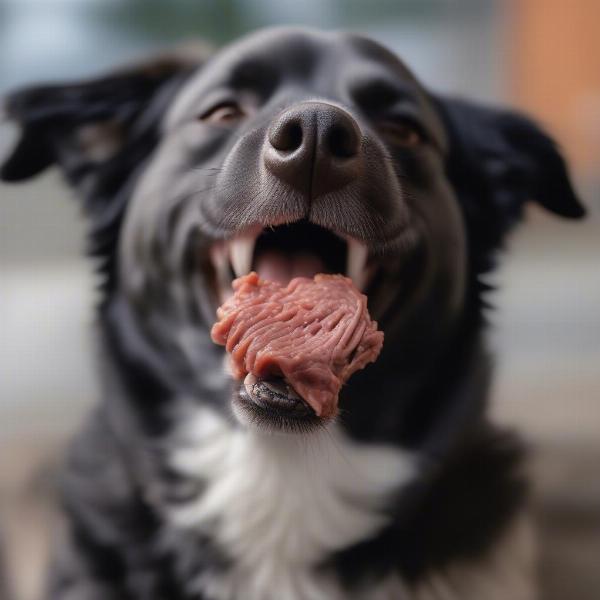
[264,101,362,199]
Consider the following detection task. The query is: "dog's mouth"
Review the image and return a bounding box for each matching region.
[202,219,377,432]
[207,219,374,305]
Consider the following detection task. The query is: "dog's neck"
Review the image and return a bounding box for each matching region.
[167,407,416,600]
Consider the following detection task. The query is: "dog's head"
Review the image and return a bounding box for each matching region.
[1,27,584,437]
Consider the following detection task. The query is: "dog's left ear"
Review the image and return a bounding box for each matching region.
[434,95,585,227]
[0,45,207,191]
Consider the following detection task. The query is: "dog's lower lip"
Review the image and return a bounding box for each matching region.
[243,373,315,417]
[233,375,321,433]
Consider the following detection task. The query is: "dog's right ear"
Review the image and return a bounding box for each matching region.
[0,45,207,188]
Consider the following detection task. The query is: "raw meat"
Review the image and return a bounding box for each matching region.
[211,272,383,418]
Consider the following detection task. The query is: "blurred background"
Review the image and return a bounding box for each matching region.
[0,0,598,599]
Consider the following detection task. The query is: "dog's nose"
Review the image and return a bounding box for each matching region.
[264,102,362,198]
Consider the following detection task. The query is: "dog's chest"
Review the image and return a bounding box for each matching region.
[168,408,415,600]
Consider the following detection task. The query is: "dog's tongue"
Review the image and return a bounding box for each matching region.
[254,251,325,285]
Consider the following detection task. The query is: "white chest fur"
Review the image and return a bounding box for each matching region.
[169,407,415,600]
[167,408,535,600]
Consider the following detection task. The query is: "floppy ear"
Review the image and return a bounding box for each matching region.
[434,96,585,233]
[0,45,207,196]
[0,46,207,292]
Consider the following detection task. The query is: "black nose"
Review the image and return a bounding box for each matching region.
[264,102,363,198]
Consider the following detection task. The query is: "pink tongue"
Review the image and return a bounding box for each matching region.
[254,251,325,284]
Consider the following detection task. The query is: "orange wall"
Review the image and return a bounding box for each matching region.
[510,0,600,176]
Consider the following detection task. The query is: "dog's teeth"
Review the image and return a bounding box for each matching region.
[210,243,229,277]
[346,239,369,290]
[209,243,233,303]
[229,235,255,278]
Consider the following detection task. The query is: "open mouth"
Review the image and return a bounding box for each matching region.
[207,219,373,305]
[202,219,382,432]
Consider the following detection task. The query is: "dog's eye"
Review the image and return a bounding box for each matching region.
[199,102,246,124]
[379,119,423,147]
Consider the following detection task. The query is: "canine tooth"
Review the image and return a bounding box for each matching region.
[346,239,369,290]
[209,243,233,304]
[244,373,258,397]
[229,235,256,277]
[210,243,229,278]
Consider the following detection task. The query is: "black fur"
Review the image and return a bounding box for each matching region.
[2,27,583,599]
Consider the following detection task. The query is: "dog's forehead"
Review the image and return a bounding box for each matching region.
[166,27,431,128]
[208,27,416,79]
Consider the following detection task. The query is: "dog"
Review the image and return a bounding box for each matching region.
[1,27,584,600]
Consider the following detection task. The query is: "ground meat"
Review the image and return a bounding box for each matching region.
[211,272,383,418]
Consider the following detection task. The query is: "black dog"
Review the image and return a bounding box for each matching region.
[1,27,584,600]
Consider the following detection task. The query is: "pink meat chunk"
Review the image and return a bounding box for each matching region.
[211,272,384,418]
